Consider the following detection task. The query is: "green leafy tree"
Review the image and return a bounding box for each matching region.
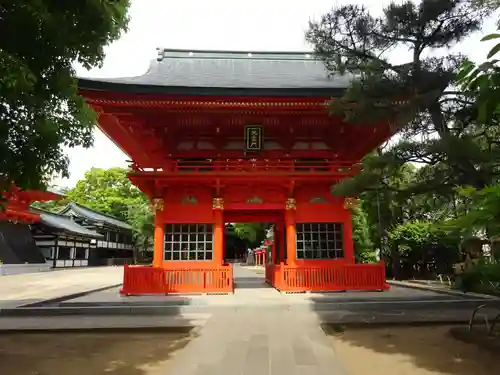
[445,184,500,236]
[0,1,130,194]
[350,203,375,262]
[233,223,268,247]
[357,163,419,276]
[307,0,496,197]
[457,32,500,123]
[33,167,154,254]
[388,221,460,278]
[127,201,155,256]
[64,168,144,220]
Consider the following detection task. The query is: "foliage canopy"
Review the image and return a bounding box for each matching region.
[0,1,130,193]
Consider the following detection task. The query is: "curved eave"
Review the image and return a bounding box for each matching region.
[77,78,346,98]
[41,225,104,239]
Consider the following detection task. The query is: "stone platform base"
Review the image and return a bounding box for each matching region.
[0,263,51,276]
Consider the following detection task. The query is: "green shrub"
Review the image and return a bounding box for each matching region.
[456,260,500,295]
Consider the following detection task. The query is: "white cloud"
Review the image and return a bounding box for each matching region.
[54,0,499,188]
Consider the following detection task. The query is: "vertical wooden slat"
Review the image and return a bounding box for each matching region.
[120,264,234,295]
[277,262,389,293]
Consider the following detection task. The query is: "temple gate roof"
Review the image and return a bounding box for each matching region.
[78,49,352,97]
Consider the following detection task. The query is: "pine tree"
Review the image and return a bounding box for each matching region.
[306,0,498,195]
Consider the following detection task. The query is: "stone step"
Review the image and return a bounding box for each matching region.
[0,314,210,331]
[1,298,499,317]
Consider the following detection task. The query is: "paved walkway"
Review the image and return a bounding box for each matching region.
[160,265,344,374]
[0,267,123,308]
[167,310,346,375]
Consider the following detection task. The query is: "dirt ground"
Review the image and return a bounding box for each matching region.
[0,329,195,375]
[326,325,500,375]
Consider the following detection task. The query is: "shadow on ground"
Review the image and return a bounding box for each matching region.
[322,324,500,375]
[0,327,198,375]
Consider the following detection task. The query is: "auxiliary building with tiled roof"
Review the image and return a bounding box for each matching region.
[30,208,103,268]
[57,203,135,266]
[31,203,135,268]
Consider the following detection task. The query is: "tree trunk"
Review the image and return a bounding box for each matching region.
[391,244,403,280]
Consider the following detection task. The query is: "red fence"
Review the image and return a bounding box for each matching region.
[265,262,389,292]
[120,264,233,295]
[120,262,386,295]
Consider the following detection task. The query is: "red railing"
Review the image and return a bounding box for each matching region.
[265,263,278,285]
[132,159,362,175]
[265,262,389,292]
[120,265,166,294]
[120,264,233,295]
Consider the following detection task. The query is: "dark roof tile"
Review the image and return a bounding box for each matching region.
[78,49,352,95]
[31,209,104,238]
[59,203,132,230]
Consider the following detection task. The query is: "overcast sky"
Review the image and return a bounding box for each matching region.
[52,0,499,188]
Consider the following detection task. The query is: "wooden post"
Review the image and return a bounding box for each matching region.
[152,198,164,268]
[213,198,224,265]
[285,198,297,265]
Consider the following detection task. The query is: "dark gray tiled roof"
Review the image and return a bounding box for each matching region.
[31,209,104,239]
[78,49,352,96]
[59,203,132,230]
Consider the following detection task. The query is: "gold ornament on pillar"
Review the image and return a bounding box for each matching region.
[285,198,296,210]
[343,197,360,210]
[151,198,164,211]
[212,197,224,210]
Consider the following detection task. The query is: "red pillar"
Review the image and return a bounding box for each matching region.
[285,198,297,265]
[213,198,224,265]
[152,199,164,268]
[343,211,355,263]
[276,222,285,263]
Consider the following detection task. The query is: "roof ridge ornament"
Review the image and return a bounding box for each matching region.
[155,48,317,61]
[156,47,164,62]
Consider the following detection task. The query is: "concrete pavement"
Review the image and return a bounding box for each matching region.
[2,264,499,324]
[1,264,499,375]
[0,267,123,308]
[2,264,499,316]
